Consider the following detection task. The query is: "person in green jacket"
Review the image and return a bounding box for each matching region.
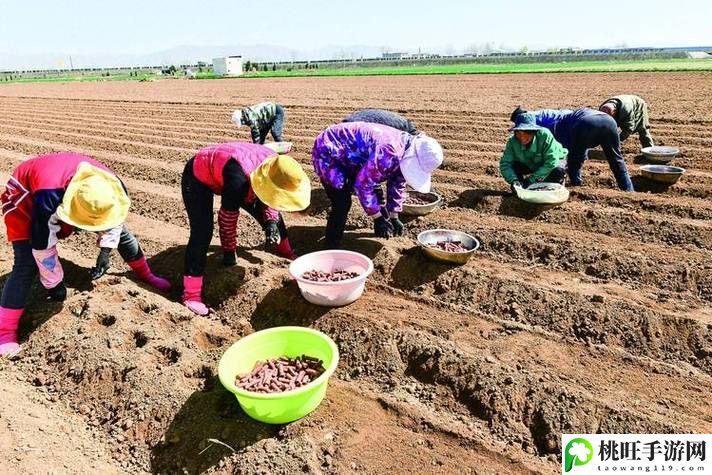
[500,113,568,193]
[232,102,285,144]
[599,94,654,148]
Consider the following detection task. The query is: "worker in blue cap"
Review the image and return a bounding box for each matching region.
[511,107,634,191]
[500,113,568,193]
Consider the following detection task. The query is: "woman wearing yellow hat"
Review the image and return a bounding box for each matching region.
[181,142,310,316]
[0,153,171,357]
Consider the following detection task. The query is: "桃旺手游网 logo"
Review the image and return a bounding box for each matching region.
[564,438,593,472]
[561,434,710,474]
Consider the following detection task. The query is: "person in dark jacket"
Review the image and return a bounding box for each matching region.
[512,107,634,191]
[599,94,654,148]
[232,102,286,144]
[343,109,419,135]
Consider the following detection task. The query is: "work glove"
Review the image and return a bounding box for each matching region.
[390,216,405,236]
[90,247,112,280]
[264,221,281,246]
[373,216,394,239]
[510,180,522,194]
[223,251,237,267]
[47,281,67,302]
[521,178,532,188]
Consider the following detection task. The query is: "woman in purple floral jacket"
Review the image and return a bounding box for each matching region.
[312,121,443,248]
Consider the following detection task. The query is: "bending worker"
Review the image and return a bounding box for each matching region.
[599,94,654,148]
[343,109,419,135]
[312,122,443,249]
[343,108,420,207]
[500,113,568,192]
[0,153,171,357]
[512,107,635,191]
[232,102,286,145]
[181,142,310,315]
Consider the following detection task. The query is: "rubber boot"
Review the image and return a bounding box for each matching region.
[275,237,298,261]
[0,307,23,357]
[127,256,172,293]
[182,276,208,316]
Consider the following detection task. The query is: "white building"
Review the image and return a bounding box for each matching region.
[212,56,243,76]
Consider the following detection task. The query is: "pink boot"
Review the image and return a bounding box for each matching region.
[127,256,172,293]
[275,237,298,261]
[182,276,208,316]
[0,307,23,357]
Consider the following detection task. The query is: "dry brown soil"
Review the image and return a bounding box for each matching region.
[0,72,710,474]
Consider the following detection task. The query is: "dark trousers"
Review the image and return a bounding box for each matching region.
[323,183,354,249]
[1,241,37,309]
[258,105,285,144]
[562,114,634,191]
[117,225,143,262]
[1,227,143,310]
[182,159,288,276]
[512,162,566,184]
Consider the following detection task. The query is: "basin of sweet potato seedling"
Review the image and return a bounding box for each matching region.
[402,191,443,216]
[417,229,480,265]
[218,326,339,424]
[289,250,374,306]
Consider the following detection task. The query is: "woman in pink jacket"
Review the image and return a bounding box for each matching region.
[0,153,170,357]
[181,142,310,315]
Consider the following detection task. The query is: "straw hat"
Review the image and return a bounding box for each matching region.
[55,162,130,231]
[251,155,311,212]
[399,135,444,193]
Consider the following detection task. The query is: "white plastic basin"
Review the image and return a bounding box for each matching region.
[263,141,293,154]
[289,250,373,307]
[514,182,570,205]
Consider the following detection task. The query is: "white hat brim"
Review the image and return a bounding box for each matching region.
[399,156,432,193]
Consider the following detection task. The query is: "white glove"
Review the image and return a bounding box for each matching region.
[231,110,243,128]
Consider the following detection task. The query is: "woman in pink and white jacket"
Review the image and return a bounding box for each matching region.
[0,152,171,357]
[180,142,310,316]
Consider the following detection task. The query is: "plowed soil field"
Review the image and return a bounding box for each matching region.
[0,72,710,474]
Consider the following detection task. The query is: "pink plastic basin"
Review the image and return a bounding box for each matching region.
[289,250,374,307]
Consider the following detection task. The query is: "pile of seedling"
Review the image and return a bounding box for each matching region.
[235,355,326,394]
[301,269,360,282]
[404,191,438,205]
[428,240,469,253]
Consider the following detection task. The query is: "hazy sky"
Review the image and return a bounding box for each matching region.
[1,0,710,55]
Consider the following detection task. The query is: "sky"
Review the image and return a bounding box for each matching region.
[1,0,711,56]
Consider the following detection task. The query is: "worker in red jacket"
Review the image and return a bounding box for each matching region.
[181,142,310,315]
[0,153,171,357]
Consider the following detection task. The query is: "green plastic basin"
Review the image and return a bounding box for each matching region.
[218,326,339,424]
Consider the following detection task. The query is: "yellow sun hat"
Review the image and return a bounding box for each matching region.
[55,162,130,231]
[250,155,311,212]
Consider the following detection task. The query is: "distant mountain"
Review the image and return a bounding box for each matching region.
[0,44,386,71]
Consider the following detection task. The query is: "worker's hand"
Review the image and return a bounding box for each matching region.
[390,216,405,236]
[521,178,532,188]
[47,281,67,302]
[510,180,522,194]
[264,221,281,246]
[89,248,112,280]
[223,251,237,267]
[373,216,394,239]
[56,222,74,239]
